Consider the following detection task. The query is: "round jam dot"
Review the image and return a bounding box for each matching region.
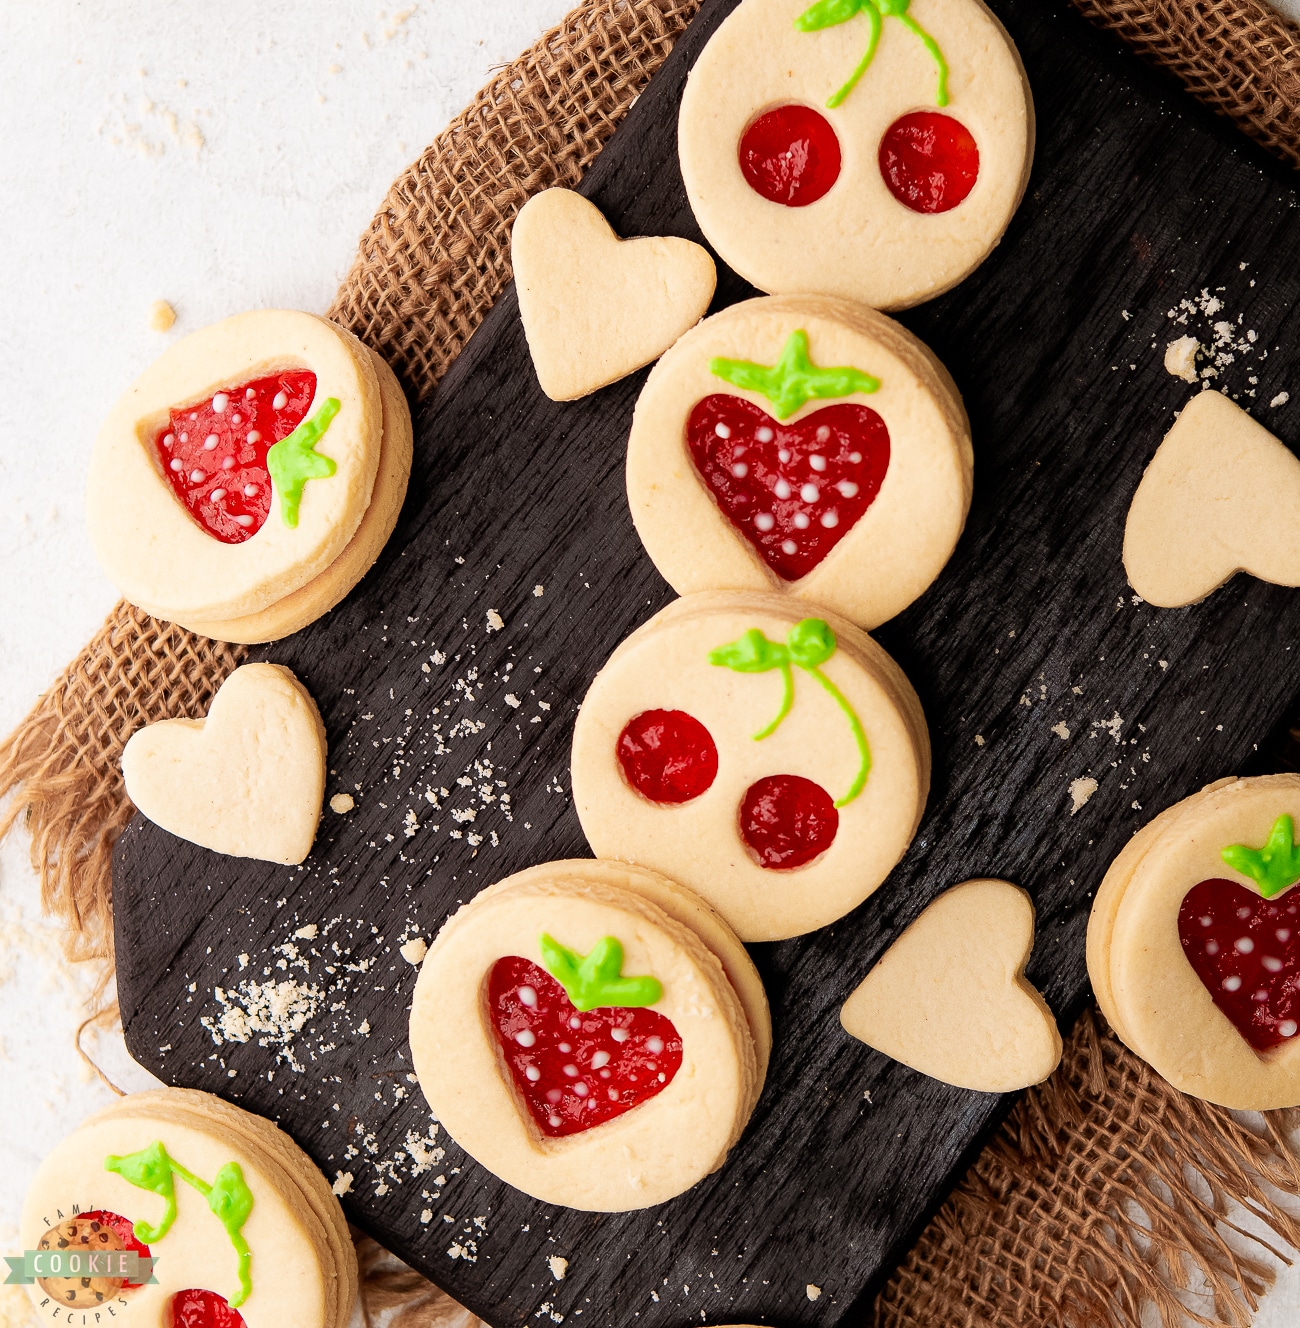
[170,1289,247,1328]
[617,709,719,804]
[739,104,842,208]
[879,112,980,215]
[739,774,838,869]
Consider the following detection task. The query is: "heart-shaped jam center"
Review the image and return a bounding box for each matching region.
[171,1289,247,1328]
[155,371,316,544]
[1178,877,1300,1051]
[687,394,889,581]
[488,956,682,1137]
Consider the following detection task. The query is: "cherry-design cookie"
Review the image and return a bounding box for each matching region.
[626,296,971,630]
[570,593,929,941]
[21,1087,356,1328]
[1087,775,1300,1109]
[409,860,768,1211]
[677,0,1034,310]
[87,310,412,640]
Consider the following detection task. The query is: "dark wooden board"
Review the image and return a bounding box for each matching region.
[114,1,1300,1324]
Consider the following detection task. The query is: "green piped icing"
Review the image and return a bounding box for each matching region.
[709,330,879,420]
[1222,814,1300,899]
[540,934,663,1012]
[709,617,871,807]
[266,396,341,528]
[796,0,950,110]
[105,1144,255,1307]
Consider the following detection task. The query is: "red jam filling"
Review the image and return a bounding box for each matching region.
[617,709,719,804]
[739,104,842,207]
[488,956,682,1137]
[78,1210,151,1279]
[1178,878,1300,1052]
[879,111,980,215]
[170,1289,247,1328]
[740,774,838,869]
[155,370,316,544]
[687,394,889,581]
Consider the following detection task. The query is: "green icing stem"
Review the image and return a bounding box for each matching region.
[540,934,663,1011]
[105,1144,255,1308]
[1222,814,1300,899]
[266,396,341,529]
[806,665,872,806]
[710,330,879,421]
[825,4,880,108]
[753,663,795,740]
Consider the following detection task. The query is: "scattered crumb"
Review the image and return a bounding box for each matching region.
[332,1172,354,1197]
[1069,777,1099,815]
[1051,722,1070,740]
[806,1285,822,1302]
[400,937,428,966]
[533,584,545,597]
[329,792,355,813]
[486,609,504,632]
[1164,335,1199,383]
[420,1209,433,1224]
[973,735,985,747]
[148,299,176,332]
[294,924,319,941]
[549,1256,568,1281]
[1272,391,1291,408]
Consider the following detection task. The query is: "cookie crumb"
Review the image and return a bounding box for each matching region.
[148,299,176,331]
[401,937,428,966]
[294,923,319,941]
[330,792,355,813]
[1164,335,1200,383]
[1069,777,1099,814]
[549,1256,568,1281]
[533,584,545,597]
[973,734,985,747]
[486,609,505,632]
[806,1285,822,1302]
[1051,721,1070,740]
[1271,391,1291,408]
[332,1171,354,1197]
[420,1208,433,1224]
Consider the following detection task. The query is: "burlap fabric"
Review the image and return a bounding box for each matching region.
[6,0,1300,1324]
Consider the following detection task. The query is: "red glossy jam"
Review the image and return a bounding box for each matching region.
[740,774,838,869]
[79,1210,152,1276]
[688,395,889,581]
[171,1289,247,1328]
[879,111,980,214]
[155,371,316,544]
[617,709,719,804]
[488,956,682,1137]
[1178,878,1300,1052]
[739,104,842,207]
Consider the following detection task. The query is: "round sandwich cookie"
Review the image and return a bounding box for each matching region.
[677,0,1034,310]
[626,295,971,630]
[87,309,412,643]
[1087,774,1300,1110]
[21,1087,356,1328]
[570,593,930,941]
[409,859,770,1212]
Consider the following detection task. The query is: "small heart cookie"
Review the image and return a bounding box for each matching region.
[121,663,326,865]
[840,879,1061,1092]
[1125,391,1300,607]
[512,189,717,401]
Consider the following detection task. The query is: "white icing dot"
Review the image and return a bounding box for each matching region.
[525,1065,541,1081]
[849,451,862,463]
[800,482,820,503]
[611,1028,630,1043]
[222,457,236,470]
[793,512,811,530]
[646,1036,664,1054]
[732,462,749,479]
[715,422,732,440]
[162,433,175,448]
[1199,915,1213,927]
[210,488,226,502]
[658,1072,666,1082]
[1279,929,1292,943]
[563,1063,579,1078]
[1236,936,1255,953]
[188,412,197,420]
[518,985,538,1007]
[515,1029,536,1047]
[231,413,242,426]
[1237,906,1253,920]
[573,1081,589,1097]
[1255,989,1270,1002]
[816,425,831,443]
[570,1015,582,1028]
[548,1113,562,1127]
[756,427,774,443]
[599,1068,611,1079]
[546,1089,562,1104]
[755,513,775,532]
[179,432,189,443]
[777,447,791,462]
[1222,975,1242,991]
[838,480,860,498]
[1205,940,1220,956]
[189,469,205,483]
[781,539,798,555]
[608,1087,619,1101]
[169,458,183,472]
[203,434,219,451]
[234,514,254,527]
[821,510,839,529]
[774,479,792,500]
[591,1050,611,1069]
[1263,955,1284,973]
[809,454,827,472]
[247,430,262,445]
[245,387,256,400]
[244,484,258,497]
[273,390,288,410]
[212,393,229,413]
[558,1042,571,1053]
[1282,1020,1299,1037]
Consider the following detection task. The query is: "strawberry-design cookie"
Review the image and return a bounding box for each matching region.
[409,860,769,1211]
[678,0,1033,310]
[1087,775,1300,1109]
[570,593,929,941]
[627,296,971,630]
[21,1087,357,1328]
[87,310,412,643]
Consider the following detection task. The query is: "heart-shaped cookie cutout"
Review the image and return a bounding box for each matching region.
[121,663,326,865]
[512,188,716,402]
[1125,390,1300,607]
[840,878,1061,1092]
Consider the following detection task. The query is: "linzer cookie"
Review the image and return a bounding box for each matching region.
[409,859,769,1211]
[626,295,971,630]
[570,593,929,941]
[1087,775,1300,1110]
[677,0,1034,310]
[20,1087,356,1327]
[87,309,412,644]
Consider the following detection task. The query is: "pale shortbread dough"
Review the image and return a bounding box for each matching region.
[1087,775,1300,1109]
[121,663,326,865]
[626,296,972,630]
[1125,391,1300,607]
[409,862,759,1211]
[570,592,930,941]
[87,310,383,622]
[840,879,1061,1092]
[177,347,413,643]
[513,189,717,401]
[22,1090,355,1328]
[678,0,1034,310]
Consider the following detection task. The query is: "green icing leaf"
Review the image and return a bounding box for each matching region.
[266,396,341,528]
[1222,814,1300,899]
[709,330,879,420]
[539,934,663,1012]
[794,0,866,30]
[208,1164,254,1308]
[708,627,790,673]
[787,618,836,670]
[105,1143,177,1244]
